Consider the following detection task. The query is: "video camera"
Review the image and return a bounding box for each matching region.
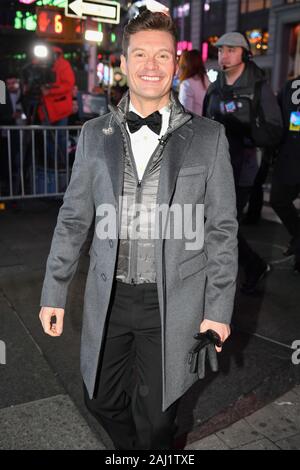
[22,62,56,99]
[22,45,58,99]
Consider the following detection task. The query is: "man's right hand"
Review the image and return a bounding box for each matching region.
[39,307,65,337]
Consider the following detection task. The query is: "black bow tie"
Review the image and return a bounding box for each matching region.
[126,110,162,135]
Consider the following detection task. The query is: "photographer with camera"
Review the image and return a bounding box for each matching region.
[203,32,283,294]
[38,46,75,126]
[22,45,75,126]
[22,45,75,193]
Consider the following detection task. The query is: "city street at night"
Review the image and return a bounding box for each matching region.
[1,0,300,453]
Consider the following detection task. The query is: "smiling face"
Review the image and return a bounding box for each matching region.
[120,30,177,112]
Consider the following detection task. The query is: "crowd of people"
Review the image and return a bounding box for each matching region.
[1,32,300,282]
[0,46,76,195]
[177,33,300,286]
[0,46,131,196]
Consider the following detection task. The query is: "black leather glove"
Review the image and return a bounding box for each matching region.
[188,329,222,379]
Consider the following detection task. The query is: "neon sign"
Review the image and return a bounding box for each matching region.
[37,9,64,35]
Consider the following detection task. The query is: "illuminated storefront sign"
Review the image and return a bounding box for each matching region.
[246,29,269,55]
[19,0,37,4]
[36,1,67,6]
[14,11,37,30]
[36,7,82,41]
[18,0,67,5]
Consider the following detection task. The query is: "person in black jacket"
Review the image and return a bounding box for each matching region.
[203,32,283,294]
[270,76,300,273]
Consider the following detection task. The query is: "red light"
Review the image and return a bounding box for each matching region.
[38,11,51,33]
[98,53,103,59]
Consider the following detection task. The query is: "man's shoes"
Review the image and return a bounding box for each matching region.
[241,262,271,295]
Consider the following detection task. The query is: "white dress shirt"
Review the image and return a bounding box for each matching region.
[126,101,171,181]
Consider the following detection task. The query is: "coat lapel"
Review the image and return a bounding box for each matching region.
[157,123,194,208]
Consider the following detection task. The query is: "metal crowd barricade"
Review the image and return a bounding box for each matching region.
[0,125,82,201]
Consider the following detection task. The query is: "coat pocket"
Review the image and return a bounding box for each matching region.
[178,165,207,177]
[178,250,208,280]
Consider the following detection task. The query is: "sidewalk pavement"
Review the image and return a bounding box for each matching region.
[185,385,300,450]
[0,199,299,450]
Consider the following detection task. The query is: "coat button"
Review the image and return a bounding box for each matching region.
[109,239,113,248]
[101,273,107,281]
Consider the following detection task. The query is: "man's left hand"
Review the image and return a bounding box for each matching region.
[199,319,231,353]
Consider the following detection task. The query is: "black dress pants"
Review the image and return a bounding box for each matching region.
[270,179,300,262]
[83,280,178,450]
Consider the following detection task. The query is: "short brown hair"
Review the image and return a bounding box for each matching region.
[122,10,178,56]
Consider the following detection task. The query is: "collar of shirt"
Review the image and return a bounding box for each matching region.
[127,101,171,138]
[126,101,171,181]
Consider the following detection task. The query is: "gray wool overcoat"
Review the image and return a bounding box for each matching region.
[40,94,238,411]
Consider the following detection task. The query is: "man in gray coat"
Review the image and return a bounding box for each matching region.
[39,10,238,450]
